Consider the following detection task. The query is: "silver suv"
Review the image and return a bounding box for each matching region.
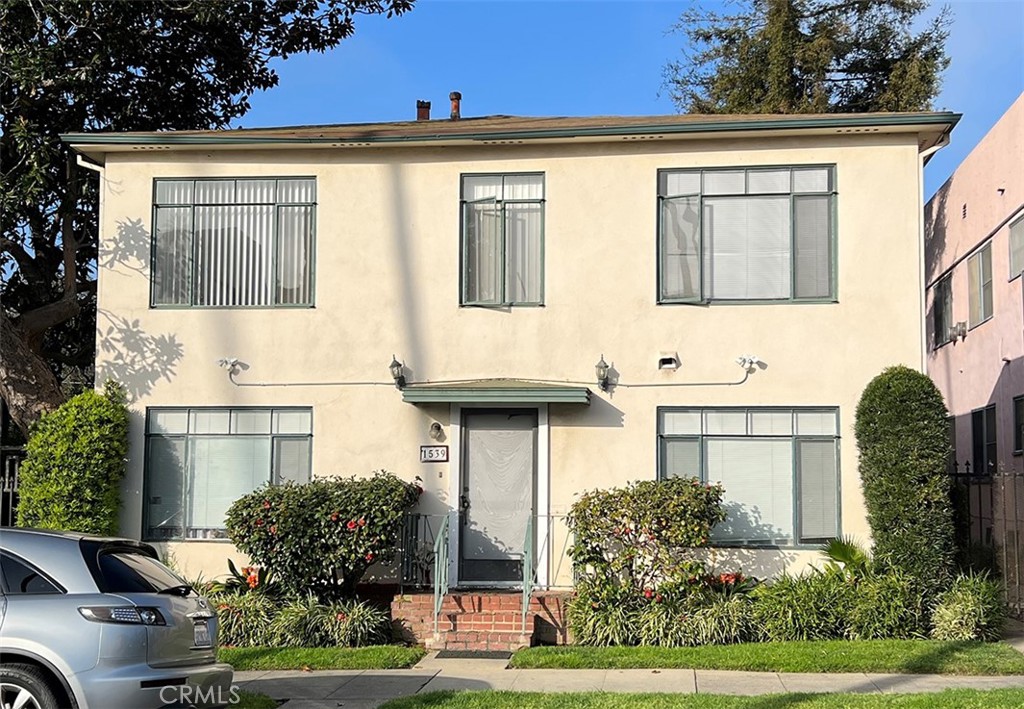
[0,529,233,708]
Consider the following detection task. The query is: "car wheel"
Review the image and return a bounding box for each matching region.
[0,664,60,709]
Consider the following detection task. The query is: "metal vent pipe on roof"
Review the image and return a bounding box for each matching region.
[416,100,431,121]
[450,91,462,120]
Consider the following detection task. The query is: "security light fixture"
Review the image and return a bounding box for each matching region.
[595,355,610,392]
[736,355,761,372]
[389,355,407,389]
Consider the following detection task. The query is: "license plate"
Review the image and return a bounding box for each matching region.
[193,621,211,648]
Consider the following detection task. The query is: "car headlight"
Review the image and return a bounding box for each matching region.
[79,606,167,625]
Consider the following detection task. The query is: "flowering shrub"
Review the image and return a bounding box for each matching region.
[225,471,421,599]
[567,477,726,593]
[209,560,277,596]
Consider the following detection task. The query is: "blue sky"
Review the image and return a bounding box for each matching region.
[241,0,1024,199]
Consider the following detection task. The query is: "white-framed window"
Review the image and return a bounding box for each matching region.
[933,274,953,348]
[460,173,544,306]
[657,407,840,546]
[152,178,316,307]
[658,166,835,303]
[968,242,993,327]
[1010,215,1024,280]
[144,407,312,540]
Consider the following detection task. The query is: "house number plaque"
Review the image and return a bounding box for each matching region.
[419,445,449,463]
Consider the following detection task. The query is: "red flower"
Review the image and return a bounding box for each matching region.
[357,518,366,527]
[365,552,375,562]
[263,500,271,510]
[655,594,663,603]
[336,613,348,622]
[643,588,654,599]
[270,524,278,535]
[255,518,264,526]
[346,520,357,531]
[331,512,339,522]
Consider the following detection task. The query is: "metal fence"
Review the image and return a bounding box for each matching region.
[0,449,23,527]
[953,466,1024,619]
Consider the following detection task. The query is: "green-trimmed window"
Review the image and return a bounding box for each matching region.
[657,407,840,546]
[658,166,835,303]
[144,407,312,540]
[971,404,996,475]
[968,242,993,327]
[152,178,316,307]
[460,173,544,306]
[933,274,953,348]
[1010,215,1024,280]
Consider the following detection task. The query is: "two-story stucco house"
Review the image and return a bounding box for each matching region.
[925,93,1024,546]
[65,105,957,610]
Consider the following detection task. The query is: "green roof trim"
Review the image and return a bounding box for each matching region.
[60,112,960,148]
[401,380,591,405]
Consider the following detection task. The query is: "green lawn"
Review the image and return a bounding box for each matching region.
[510,641,1024,675]
[235,691,278,709]
[221,645,426,670]
[379,690,1024,709]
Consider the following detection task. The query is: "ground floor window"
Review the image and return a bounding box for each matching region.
[658,407,840,546]
[144,407,312,540]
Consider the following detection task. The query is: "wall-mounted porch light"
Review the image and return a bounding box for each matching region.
[389,355,407,389]
[595,354,610,392]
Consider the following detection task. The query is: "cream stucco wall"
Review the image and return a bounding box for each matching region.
[94,132,927,585]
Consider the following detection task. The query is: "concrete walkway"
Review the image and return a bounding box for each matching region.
[234,653,1024,709]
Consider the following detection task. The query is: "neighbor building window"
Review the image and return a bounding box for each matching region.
[1010,215,1024,280]
[658,166,835,303]
[144,407,312,540]
[1014,397,1024,455]
[152,178,316,307]
[460,173,544,305]
[967,243,993,327]
[933,274,953,347]
[657,407,840,546]
[971,404,997,475]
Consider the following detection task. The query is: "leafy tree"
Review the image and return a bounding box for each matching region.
[855,365,954,588]
[664,0,951,114]
[0,0,414,435]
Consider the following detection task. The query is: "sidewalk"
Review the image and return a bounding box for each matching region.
[234,652,1024,709]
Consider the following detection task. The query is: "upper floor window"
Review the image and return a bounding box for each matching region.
[933,274,953,348]
[1014,396,1024,455]
[460,174,544,306]
[144,407,312,541]
[657,407,840,546]
[1010,215,1024,280]
[967,242,993,328]
[658,166,835,303]
[152,178,316,308]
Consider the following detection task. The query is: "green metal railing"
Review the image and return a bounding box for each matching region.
[521,518,534,633]
[432,514,450,637]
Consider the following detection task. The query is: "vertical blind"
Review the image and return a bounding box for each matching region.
[968,244,993,326]
[659,408,840,546]
[145,407,313,540]
[659,167,834,302]
[153,178,315,307]
[462,174,544,305]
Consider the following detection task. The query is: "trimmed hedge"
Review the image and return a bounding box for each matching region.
[17,381,129,534]
[855,366,955,586]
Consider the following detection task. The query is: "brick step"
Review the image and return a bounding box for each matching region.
[434,629,531,652]
[441,610,531,634]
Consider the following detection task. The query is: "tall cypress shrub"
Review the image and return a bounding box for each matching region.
[17,381,129,535]
[855,366,954,585]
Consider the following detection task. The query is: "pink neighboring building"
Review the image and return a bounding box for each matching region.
[926,93,1024,481]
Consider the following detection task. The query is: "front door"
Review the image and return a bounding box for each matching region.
[459,410,536,584]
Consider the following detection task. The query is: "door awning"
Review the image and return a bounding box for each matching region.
[401,379,591,405]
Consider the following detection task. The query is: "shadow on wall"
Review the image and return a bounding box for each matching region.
[950,354,1024,476]
[550,397,625,428]
[102,218,151,275]
[96,310,184,400]
[695,546,803,580]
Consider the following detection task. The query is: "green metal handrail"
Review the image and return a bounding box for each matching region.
[433,514,450,637]
[521,517,534,633]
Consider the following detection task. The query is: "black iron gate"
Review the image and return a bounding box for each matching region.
[954,466,1024,619]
